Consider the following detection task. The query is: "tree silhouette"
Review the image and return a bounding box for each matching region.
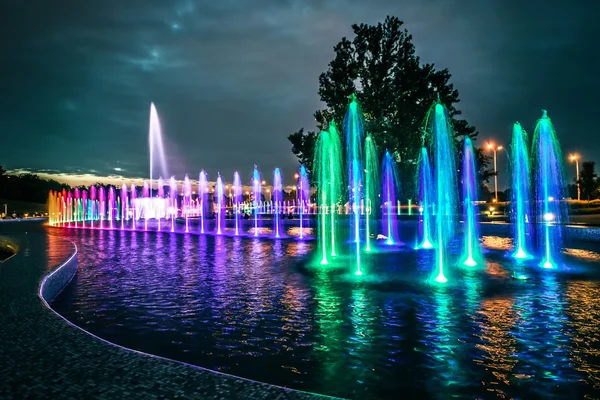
[288,16,491,200]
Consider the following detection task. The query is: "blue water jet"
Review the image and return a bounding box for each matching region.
[509,122,533,260]
[532,110,568,268]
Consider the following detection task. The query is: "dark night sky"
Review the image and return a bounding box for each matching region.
[1,0,598,188]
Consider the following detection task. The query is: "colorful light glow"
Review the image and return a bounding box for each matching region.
[381,150,400,246]
[460,137,482,267]
[364,134,379,251]
[532,110,567,269]
[417,147,434,250]
[344,94,364,276]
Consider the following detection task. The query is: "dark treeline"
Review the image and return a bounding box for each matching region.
[0,165,72,204]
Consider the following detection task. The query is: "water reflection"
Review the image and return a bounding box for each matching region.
[49,229,600,399]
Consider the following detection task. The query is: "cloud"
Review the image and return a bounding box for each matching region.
[1,0,598,190]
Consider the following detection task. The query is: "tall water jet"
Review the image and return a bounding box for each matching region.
[343,94,365,275]
[532,110,568,268]
[169,177,177,232]
[183,175,192,233]
[314,122,343,265]
[298,165,310,239]
[460,137,481,266]
[142,181,150,231]
[273,168,283,238]
[510,122,533,260]
[149,103,168,195]
[130,184,136,230]
[381,150,400,245]
[198,171,208,234]
[252,166,262,237]
[215,174,225,235]
[364,134,379,251]
[108,186,115,230]
[99,186,106,229]
[232,172,242,235]
[121,184,127,230]
[417,147,434,249]
[425,100,459,283]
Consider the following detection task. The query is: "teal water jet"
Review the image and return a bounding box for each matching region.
[532,110,568,268]
[509,122,533,260]
[381,150,400,245]
[364,134,379,251]
[424,101,459,283]
[460,137,481,267]
[314,122,342,265]
[343,94,365,275]
[417,147,434,249]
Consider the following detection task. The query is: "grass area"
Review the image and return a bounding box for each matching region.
[0,198,47,217]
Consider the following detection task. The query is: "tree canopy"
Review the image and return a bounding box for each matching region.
[0,165,71,204]
[289,16,491,199]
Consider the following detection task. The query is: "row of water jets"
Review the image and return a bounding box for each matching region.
[313,95,566,281]
[48,166,312,239]
[48,98,567,282]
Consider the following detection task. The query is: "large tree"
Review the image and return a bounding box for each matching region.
[289,16,491,199]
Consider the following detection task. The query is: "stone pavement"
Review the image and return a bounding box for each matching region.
[0,220,337,400]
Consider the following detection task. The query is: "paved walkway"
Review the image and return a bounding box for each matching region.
[0,220,335,399]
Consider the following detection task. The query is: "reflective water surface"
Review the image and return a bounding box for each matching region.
[51,227,600,399]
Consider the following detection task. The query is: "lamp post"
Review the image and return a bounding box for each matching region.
[487,142,503,202]
[570,154,580,200]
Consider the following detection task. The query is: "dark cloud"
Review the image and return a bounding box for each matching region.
[1,0,598,188]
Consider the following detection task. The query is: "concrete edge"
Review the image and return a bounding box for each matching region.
[37,236,339,399]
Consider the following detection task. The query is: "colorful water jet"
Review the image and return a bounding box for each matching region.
[273,168,283,238]
[198,171,208,234]
[314,122,342,265]
[364,134,379,251]
[297,165,310,239]
[252,166,262,237]
[215,174,225,235]
[381,150,399,245]
[417,147,434,249]
[425,100,459,283]
[532,110,568,268]
[460,137,481,267]
[233,172,242,236]
[343,94,365,275]
[149,103,168,194]
[509,122,533,260]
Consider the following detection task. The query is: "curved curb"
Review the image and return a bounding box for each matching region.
[36,233,339,399]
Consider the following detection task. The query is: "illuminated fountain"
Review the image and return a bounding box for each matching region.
[215,174,225,235]
[425,100,459,283]
[121,183,127,230]
[170,177,177,232]
[233,172,242,236]
[510,122,533,260]
[314,122,342,265]
[381,150,399,245]
[297,165,310,239]
[417,147,434,249]
[183,175,192,233]
[130,184,136,230]
[364,134,379,251]
[148,102,168,195]
[252,166,262,237]
[460,137,481,267]
[532,110,568,268]
[273,168,283,238]
[198,170,208,234]
[344,94,365,275]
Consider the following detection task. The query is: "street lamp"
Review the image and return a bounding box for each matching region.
[487,142,503,202]
[570,153,580,200]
